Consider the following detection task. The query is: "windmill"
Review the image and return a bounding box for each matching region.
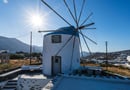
[39,0,97,76]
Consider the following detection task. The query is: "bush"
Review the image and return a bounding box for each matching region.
[0,63,12,70]
[10,54,24,59]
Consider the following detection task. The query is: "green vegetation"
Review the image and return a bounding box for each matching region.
[10,52,42,59]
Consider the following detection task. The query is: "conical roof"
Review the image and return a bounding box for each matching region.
[45,26,79,37]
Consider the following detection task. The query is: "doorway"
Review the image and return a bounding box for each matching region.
[52,56,61,75]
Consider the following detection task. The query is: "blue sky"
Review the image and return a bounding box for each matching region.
[0,0,130,52]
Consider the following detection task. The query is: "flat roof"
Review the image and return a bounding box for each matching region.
[52,75,130,90]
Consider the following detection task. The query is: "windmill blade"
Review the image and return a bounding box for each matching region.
[77,0,85,24]
[80,12,93,26]
[70,36,76,71]
[41,0,72,26]
[73,0,78,27]
[63,0,77,24]
[83,28,96,30]
[79,35,83,57]
[55,35,74,56]
[77,22,95,29]
[80,30,92,55]
[79,31,97,45]
[83,22,95,27]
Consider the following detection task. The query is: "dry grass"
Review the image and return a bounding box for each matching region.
[0,59,41,72]
[81,63,130,77]
[81,63,100,67]
[104,66,130,77]
[1,60,130,77]
[9,59,40,66]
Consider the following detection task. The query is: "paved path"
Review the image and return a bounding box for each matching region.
[0,69,21,77]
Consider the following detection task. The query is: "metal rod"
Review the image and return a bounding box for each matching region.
[78,22,95,29]
[79,32,97,45]
[55,35,74,56]
[73,0,78,28]
[41,0,72,26]
[63,0,77,24]
[30,31,32,65]
[105,41,108,70]
[83,22,95,27]
[77,0,85,24]
[79,36,83,57]
[70,36,76,71]
[80,30,91,55]
[38,29,62,33]
[80,12,93,26]
[38,27,76,33]
[83,28,96,30]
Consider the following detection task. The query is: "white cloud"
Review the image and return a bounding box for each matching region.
[3,0,8,4]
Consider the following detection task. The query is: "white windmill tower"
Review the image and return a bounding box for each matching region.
[39,0,97,76]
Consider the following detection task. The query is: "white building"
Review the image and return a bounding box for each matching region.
[127,56,130,62]
[117,53,127,61]
[42,26,80,76]
[0,50,9,64]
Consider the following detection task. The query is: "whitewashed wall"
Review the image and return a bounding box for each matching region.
[43,34,80,76]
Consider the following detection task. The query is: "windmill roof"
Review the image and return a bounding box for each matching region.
[45,26,79,37]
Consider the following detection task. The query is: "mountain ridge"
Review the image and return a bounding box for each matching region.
[0,36,42,53]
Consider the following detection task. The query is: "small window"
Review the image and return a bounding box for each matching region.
[52,35,61,43]
[55,59,58,63]
[52,56,61,63]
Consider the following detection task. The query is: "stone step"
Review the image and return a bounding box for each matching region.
[3,85,17,88]
[6,82,17,85]
[8,80,17,82]
[2,88,16,90]
[2,80,17,90]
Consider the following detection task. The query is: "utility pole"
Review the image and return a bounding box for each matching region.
[105,41,108,70]
[30,32,32,65]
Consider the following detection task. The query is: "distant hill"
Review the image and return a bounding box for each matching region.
[0,36,42,53]
[112,50,130,55]
[85,50,130,60]
[80,51,89,57]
